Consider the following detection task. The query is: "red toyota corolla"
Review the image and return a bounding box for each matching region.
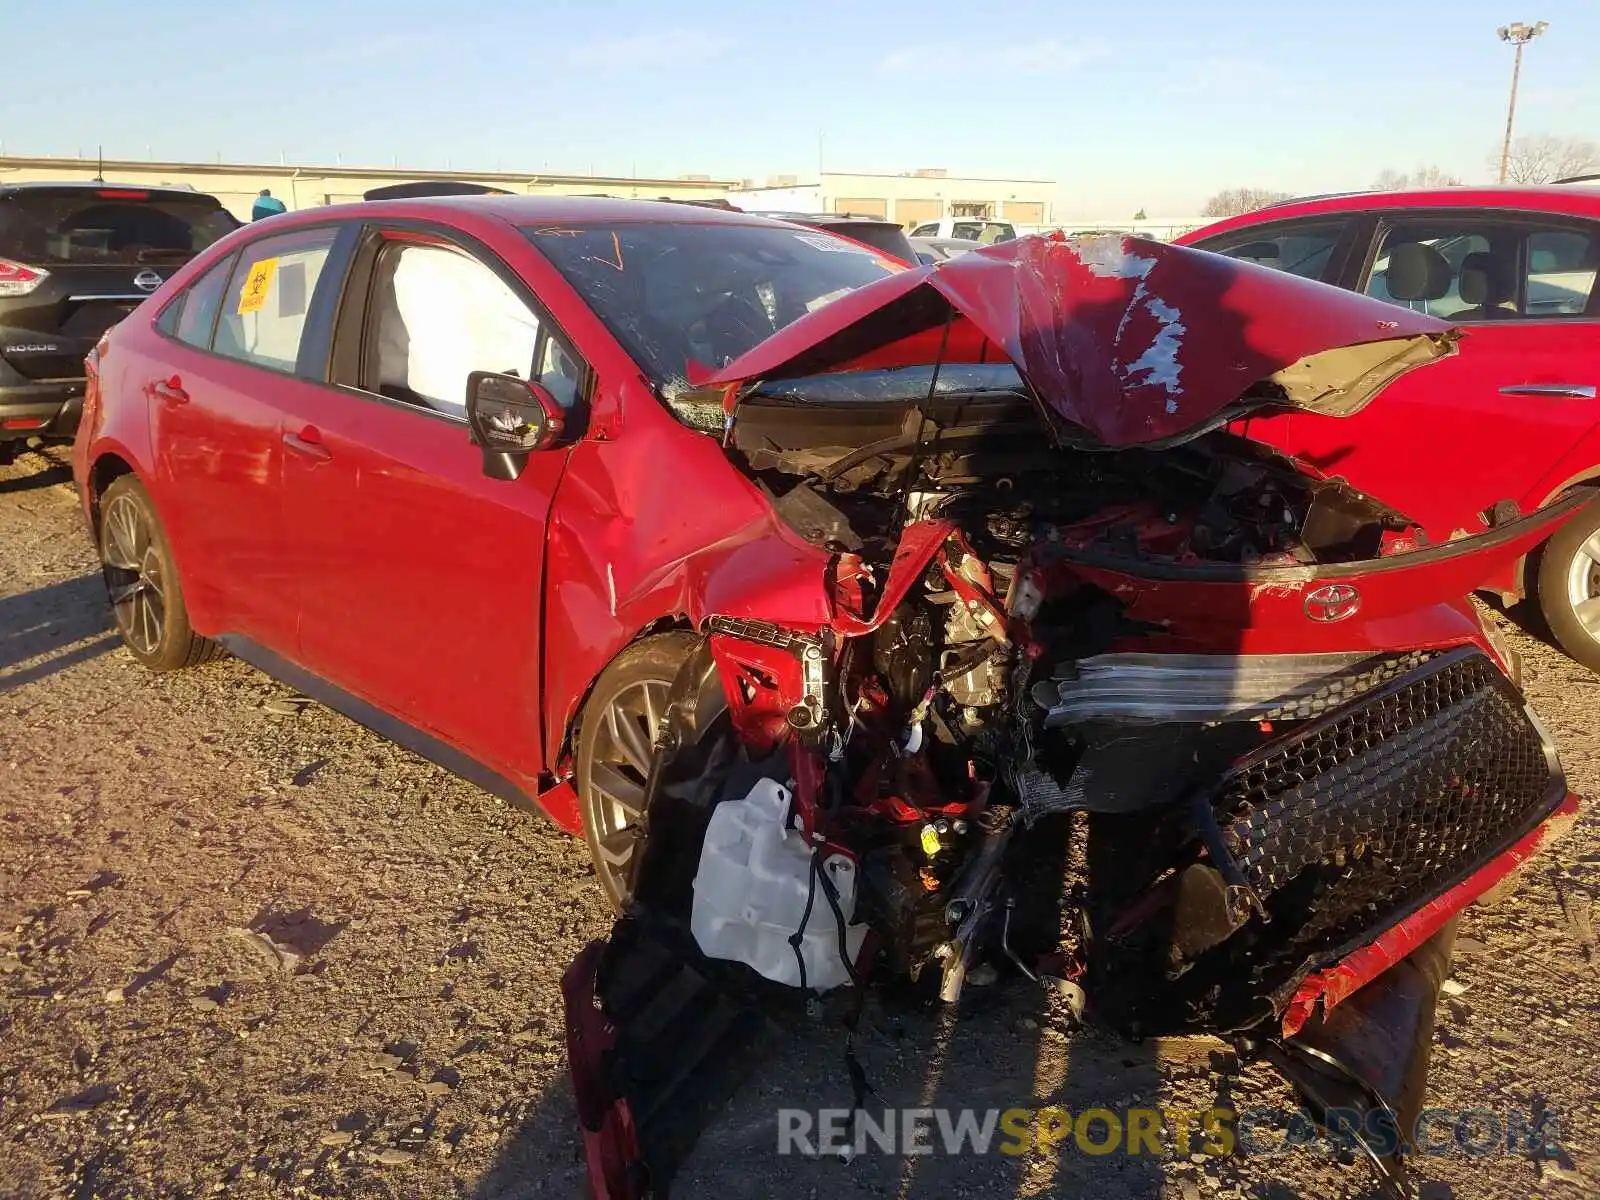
[1177,183,1600,670]
[73,198,1583,1195]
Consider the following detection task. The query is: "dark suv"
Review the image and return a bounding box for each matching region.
[743,209,919,263]
[0,182,237,461]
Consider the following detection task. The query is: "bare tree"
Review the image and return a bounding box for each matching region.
[1200,187,1292,219]
[1374,165,1462,189]
[1497,135,1600,184]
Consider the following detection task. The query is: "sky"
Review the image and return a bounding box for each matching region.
[3,0,1597,217]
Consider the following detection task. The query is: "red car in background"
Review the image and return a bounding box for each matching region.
[1178,184,1600,669]
[71,201,1583,1194]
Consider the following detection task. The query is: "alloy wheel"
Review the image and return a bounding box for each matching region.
[1565,527,1600,642]
[101,494,167,657]
[584,677,671,896]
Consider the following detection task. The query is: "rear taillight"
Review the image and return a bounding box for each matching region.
[0,258,48,297]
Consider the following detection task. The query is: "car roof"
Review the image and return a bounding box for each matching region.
[751,210,898,225]
[287,193,784,229]
[0,180,226,203]
[1185,183,1600,240]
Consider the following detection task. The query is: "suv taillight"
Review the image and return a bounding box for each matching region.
[0,258,48,297]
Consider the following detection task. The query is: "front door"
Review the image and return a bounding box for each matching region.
[276,224,589,786]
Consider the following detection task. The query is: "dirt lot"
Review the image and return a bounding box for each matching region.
[2,444,1599,1200]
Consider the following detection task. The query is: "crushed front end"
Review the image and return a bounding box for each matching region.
[564,515,1578,1197]
[561,236,1584,1198]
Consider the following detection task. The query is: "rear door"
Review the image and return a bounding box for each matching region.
[273,221,587,784]
[1244,211,1600,536]
[0,187,236,386]
[146,222,354,648]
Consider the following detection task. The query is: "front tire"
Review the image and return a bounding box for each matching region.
[98,476,221,672]
[1537,500,1600,674]
[574,632,698,909]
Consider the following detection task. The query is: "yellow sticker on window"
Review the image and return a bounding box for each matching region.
[236,258,278,315]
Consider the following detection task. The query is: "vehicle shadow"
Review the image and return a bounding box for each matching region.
[0,573,116,690]
[471,979,1168,1200]
[1475,590,1595,675]
[0,445,75,494]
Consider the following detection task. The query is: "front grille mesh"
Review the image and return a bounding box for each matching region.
[1213,650,1561,963]
[1256,649,1437,723]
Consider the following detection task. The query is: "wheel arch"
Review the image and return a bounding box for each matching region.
[1516,467,1600,601]
[86,451,138,538]
[88,452,214,636]
[551,615,697,775]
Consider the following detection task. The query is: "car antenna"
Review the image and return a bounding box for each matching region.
[94,145,104,184]
[894,308,955,535]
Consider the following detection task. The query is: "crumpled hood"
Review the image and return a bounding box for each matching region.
[698,233,1459,448]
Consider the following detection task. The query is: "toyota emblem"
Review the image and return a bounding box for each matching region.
[133,270,163,293]
[1304,583,1361,623]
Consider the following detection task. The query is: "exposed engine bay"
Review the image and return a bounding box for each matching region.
[743,391,1427,568]
[566,383,1574,1200]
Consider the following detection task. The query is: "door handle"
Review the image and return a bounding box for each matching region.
[283,426,332,462]
[1498,383,1597,399]
[149,375,188,405]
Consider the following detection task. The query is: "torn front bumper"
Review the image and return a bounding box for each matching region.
[563,918,769,1200]
[1090,646,1572,1037]
[562,641,1577,1199]
[1259,791,1578,1198]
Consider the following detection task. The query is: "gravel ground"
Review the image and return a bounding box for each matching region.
[2,444,1598,1200]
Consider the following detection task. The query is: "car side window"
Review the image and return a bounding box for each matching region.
[1196,221,1346,282]
[367,240,581,418]
[214,228,339,371]
[1363,222,1495,319]
[910,224,938,237]
[1362,218,1597,322]
[1526,229,1597,317]
[170,254,236,349]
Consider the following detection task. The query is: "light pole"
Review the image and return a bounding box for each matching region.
[1497,20,1549,183]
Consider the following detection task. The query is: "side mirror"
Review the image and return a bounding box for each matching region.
[464,371,566,481]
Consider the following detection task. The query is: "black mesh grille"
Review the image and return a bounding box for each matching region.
[1213,648,1562,959]
[1256,649,1437,723]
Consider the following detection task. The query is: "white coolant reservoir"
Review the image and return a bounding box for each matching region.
[690,778,867,991]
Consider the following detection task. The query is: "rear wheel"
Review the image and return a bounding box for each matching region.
[575,633,698,909]
[1537,502,1600,674]
[98,476,221,672]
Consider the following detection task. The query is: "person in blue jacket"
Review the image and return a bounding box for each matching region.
[251,189,288,221]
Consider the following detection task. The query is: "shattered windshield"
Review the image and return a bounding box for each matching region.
[523,220,903,386]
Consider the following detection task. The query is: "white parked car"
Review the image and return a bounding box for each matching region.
[909,236,976,263]
[906,216,1017,242]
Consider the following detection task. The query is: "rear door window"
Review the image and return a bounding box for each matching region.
[1526,229,1597,316]
[1193,220,1349,282]
[1359,217,1597,321]
[0,189,236,266]
[213,228,339,373]
[171,255,238,349]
